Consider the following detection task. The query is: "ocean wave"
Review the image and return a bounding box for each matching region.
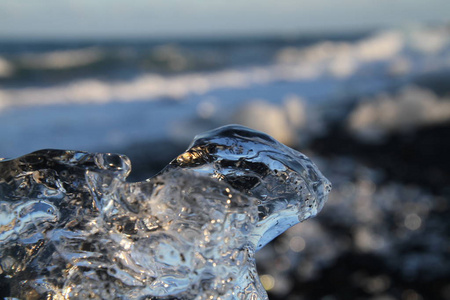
[0,56,13,77]
[18,47,105,70]
[0,44,228,85]
[347,86,450,142]
[0,26,449,111]
[275,26,450,78]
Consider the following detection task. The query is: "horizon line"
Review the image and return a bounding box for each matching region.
[0,28,380,42]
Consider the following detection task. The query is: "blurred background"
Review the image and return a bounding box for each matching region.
[1,1,449,299]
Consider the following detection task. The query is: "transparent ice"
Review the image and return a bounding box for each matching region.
[0,125,331,300]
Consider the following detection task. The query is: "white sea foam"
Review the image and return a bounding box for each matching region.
[275,27,450,78]
[232,95,307,146]
[348,86,450,141]
[0,56,13,77]
[19,47,104,70]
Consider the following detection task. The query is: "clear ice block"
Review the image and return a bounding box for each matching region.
[0,125,331,300]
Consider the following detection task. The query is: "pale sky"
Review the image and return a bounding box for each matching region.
[0,0,448,39]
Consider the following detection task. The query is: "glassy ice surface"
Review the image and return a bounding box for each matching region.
[0,125,330,300]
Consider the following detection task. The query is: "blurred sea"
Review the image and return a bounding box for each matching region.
[1,24,450,299]
[0,32,369,158]
[1,25,449,160]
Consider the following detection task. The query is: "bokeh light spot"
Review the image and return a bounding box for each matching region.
[404,213,422,230]
[289,236,306,252]
[260,274,275,291]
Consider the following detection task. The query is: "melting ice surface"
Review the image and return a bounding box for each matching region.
[0,125,331,300]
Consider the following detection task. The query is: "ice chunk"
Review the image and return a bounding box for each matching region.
[0,125,330,300]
